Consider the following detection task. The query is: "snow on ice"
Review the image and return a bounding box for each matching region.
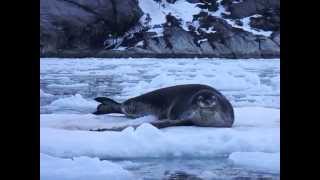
[43,94,98,114]
[40,106,279,162]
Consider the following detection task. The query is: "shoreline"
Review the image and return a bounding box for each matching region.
[40,53,280,59]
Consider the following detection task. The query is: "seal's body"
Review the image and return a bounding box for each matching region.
[93,84,234,129]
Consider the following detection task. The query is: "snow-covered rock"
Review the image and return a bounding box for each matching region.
[40,0,280,58]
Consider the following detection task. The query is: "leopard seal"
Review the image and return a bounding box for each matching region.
[93,84,234,130]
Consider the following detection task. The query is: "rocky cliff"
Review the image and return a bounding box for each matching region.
[40,0,280,58]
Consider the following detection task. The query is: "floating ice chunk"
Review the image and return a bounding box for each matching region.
[148,74,177,88]
[229,152,280,172]
[40,89,54,98]
[114,160,140,169]
[41,58,279,108]
[40,107,279,159]
[198,171,220,179]
[40,153,136,180]
[135,123,163,138]
[41,113,157,131]
[45,94,98,113]
[47,83,88,89]
[233,107,279,128]
[115,65,139,74]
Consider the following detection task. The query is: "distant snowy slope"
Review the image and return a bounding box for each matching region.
[138,0,274,37]
[40,106,280,179]
[139,0,201,32]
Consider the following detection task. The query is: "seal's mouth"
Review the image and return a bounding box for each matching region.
[199,103,217,109]
[200,107,214,110]
[199,108,217,121]
[200,108,216,113]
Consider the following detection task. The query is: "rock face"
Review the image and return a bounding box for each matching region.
[40,0,280,58]
[40,0,143,56]
[223,0,280,19]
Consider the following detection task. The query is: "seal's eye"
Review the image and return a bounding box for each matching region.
[209,96,217,105]
[198,95,217,108]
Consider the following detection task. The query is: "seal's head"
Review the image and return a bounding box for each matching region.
[196,92,218,109]
[190,90,234,127]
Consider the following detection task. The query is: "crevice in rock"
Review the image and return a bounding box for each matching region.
[270,32,280,47]
[255,36,265,58]
[223,39,237,58]
[270,39,279,48]
[154,37,160,45]
[163,27,173,49]
[207,40,216,51]
[256,36,262,50]
[164,34,173,49]
[110,0,118,30]
[254,0,259,14]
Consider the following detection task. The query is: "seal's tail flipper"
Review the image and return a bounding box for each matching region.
[93,97,122,114]
[94,97,120,105]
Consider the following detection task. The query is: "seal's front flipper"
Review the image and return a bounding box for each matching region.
[150,119,193,129]
[88,120,193,132]
[89,125,139,132]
